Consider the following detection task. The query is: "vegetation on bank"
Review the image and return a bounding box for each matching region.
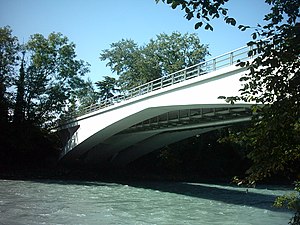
[157,0,299,223]
[0,28,210,178]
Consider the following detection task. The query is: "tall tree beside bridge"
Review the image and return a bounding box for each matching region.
[0,26,19,124]
[99,32,209,91]
[0,29,93,127]
[23,32,91,127]
[13,51,26,124]
[157,0,300,223]
[0,28,95,168]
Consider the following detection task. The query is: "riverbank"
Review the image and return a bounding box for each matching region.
[0,162,294,187]
[0,122,294,185]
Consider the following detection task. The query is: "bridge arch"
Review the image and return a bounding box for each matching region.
[59,46,256,168]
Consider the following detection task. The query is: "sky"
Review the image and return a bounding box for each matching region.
[0,0,271,83]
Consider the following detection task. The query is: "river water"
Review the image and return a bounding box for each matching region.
[0,179,293,224]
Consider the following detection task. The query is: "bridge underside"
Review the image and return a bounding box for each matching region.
[60,106,252,168]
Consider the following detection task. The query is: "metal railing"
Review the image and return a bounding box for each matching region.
[70,44,254,119]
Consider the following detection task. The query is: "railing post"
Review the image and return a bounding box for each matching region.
[249,44,254,58]
[230,52,233,65]
[171,73,174,85]
[183,68,187,80]
[213,58,216,71]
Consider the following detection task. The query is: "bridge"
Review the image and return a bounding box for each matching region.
[59,45,256,168]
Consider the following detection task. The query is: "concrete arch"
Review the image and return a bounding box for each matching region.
[59,64,253,167]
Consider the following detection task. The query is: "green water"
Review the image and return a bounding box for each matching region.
[0,179,293,224]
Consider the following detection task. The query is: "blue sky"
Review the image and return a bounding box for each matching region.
[0,0,271,82]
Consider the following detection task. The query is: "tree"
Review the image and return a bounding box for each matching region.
[23,32,90,127]
[0,26,19,123]
[100,39,143,90]
[64,78,100,117]
[100,39,162,90]
[95,76,119,100]
[158,1,299,223]
[77,78,99,107]
[155,0,300,178]
[13,51,26,124]
[99,32,209,91]
[222,1,300,183]
[149,32,208,75]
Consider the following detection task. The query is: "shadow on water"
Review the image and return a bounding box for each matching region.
[121,181,291,212]
[136,181,286,212]
[30,179,292,212]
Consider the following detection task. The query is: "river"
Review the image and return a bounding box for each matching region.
[0,179,293,224]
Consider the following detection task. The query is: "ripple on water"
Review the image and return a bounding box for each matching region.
[0,180,294,225]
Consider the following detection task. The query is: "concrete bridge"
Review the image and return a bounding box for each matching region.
[59,45,256,168]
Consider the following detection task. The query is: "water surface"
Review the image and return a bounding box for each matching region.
[0,179,293,224]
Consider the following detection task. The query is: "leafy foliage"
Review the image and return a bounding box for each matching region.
[151,32,209,75]
[0,26,19,123]
[158,1,299,222]
[100,39,148,90]
[99,32,208,91]
[222,1,300,183]
[95,76,119,100]
[274,181,300,225]
[155,0,236,30]
[74,78,99,113]
[0,28,94,127]
[158,0,300,182]
[0,27,96,171]
[23,32,90,127]
[13,52,26,124]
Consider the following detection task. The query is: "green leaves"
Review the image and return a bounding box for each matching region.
[227,1,300,185]
[194,21,203,29]
[171,1,180,9]
[173,0,300,189]
[160,0,236,31]
[251,32,257,40]
[238,24,250,31]
[23,32,90,127]
[158,2,300,222]
[0,26,20,123]
[237,61,246,67]
[99,32,209,91]
[204,23,213,31]
[217,96,240,104]
[224,16,236,26]
[0,26,19,86]
[95,76,119,100]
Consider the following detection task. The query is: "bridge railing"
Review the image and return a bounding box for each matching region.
[69,44,255,119]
